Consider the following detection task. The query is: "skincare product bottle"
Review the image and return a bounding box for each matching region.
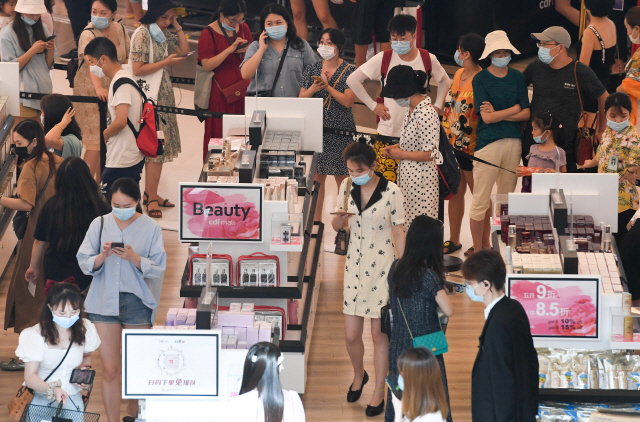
[195,268,202,285]
[508,225,517,249]
[624,316,634,341]
[221,269,228,285]
[250,269,257,285]
[505,246,513,274]
[242,269,249,286]
[213,269,220,286]
[261,269,268,286]
[623,292,632,314]
[603,225,612,253]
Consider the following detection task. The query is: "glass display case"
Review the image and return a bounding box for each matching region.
[271,212,303,252]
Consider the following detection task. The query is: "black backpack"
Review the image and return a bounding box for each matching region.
[436,126,461,200]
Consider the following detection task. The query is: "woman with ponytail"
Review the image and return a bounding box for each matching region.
[229,342,305,422]
[380,65,442,230]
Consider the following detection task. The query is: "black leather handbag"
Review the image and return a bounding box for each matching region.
[13,169,52,240]
[380,303,391,336]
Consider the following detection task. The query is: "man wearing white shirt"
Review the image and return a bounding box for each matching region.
[347,14,450,138]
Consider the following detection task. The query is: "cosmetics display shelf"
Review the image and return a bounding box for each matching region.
[538,388,640,404]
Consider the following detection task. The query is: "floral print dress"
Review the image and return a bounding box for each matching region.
[336,175,405,318]
[130,26,181,163]
[595,124,640,213]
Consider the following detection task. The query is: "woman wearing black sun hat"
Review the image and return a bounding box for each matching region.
[380,65,443,232]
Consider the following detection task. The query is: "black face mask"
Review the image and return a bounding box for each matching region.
[13,146,30,160]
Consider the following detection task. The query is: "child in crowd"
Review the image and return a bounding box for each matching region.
[583,92,640,245]
[40,94,82,159]
[517,111,567,192]
[0,0,16,33]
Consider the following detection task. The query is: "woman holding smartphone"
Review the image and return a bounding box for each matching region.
[77,177,166,422]
[240,3,318,97]
[16,282,100,413]
[130,0,189,218]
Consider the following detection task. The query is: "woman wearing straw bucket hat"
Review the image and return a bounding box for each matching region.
[468,30,530,257]
[0,0,55,121]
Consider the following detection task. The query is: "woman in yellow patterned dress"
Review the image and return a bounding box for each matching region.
[74,0,129,182]
[130,0,189,218]
[583,93,640,246]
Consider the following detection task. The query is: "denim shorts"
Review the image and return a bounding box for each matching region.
[87,292,152,326]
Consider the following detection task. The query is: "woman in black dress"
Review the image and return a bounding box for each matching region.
[299,28,356,222]
[386,215,454,422]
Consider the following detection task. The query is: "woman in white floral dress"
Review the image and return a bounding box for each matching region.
[331,141,405,417]
[130,0,189,218]
[381,65,442,232]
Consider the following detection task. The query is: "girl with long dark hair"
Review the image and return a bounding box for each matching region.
[0,0,54,119]
[240,3,319,97]
[228,342,305,422]
[386,215,453,422]
[40,94,83,159]
[15,282,100,412]
[197,0,252,161]
[77,177,166,422]
[3,120,62,349]
[26,157,110,293]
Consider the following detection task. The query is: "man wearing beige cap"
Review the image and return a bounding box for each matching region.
[524,26,607,172]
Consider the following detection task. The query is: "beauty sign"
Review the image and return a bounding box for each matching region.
[180,183,263,242]
[507,275,600,339]
[122,330,220,398]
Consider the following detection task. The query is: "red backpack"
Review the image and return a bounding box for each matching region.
[112,78,164,158]
[376,49,433,113]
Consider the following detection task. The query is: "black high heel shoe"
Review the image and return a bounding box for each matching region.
[346,371,369,402]
[365,399,385,417]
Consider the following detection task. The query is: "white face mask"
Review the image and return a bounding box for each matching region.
[89,59,105,78]
[317,44,336,60]
[630,29,640,45]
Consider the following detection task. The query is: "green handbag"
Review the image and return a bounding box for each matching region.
[397,298,448,356]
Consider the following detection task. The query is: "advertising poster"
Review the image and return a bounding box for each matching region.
[180,184,263,242]
[123,332,220,397]
[508,276,599,339]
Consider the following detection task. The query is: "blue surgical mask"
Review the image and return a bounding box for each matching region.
[112,206,136,221]
[491,55,511,68]
[454,50,464,67]
[398,374,404,391]
[40,113,44,126]
[465,282,485,302]
[607,119,629,133]
[91,15,110,30]
[21,15,37,26]
[533,131,548,144]
[538,45,559,65]
[351,170,372,186]
[395,98,410,108]
[149,23,166,44]
[265,25,287,41]
[221,18,236,32]
[52,314,80,329]
[391,40,412,55]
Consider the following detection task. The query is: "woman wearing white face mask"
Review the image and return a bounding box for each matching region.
[73,0,129,182]
[331,141,406,417]
[130,0,189,219]
[299,28,356,222]
[240,3,319,98]
[77,177,166,422]
[618,7,640,125]
[16,283,100,413]
[379,65,441,231]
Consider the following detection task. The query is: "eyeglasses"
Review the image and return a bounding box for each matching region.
[226,17,245,25]
[536,42,559,48]
[317,40,336,48]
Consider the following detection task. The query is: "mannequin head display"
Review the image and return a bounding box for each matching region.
[461,249,507,306]
[240,342,285,422]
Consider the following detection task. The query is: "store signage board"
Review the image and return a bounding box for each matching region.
[180,183,263,243]
[507,275,600,339]
[122,330,220,398]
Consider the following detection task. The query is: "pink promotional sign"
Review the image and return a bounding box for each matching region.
[180,184,263,242]
[508,276,600,339]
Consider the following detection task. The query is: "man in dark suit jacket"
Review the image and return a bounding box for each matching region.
[461,249,539,422]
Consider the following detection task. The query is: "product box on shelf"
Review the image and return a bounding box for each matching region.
[271,212,303,249]
[188,254,233,287]
[236,252,280,287]
[216,304,286,344]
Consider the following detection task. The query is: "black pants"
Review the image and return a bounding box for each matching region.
[622,219,640,300]
[614,209,637,252]
[64,0,91,45]
[101,159,145,196]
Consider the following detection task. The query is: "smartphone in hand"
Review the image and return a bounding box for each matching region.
[111,242,125,249]
[70,369,95,385]
[44,35,56,42]
[386,373,403,400]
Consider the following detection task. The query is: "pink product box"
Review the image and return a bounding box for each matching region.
[258,322,272,342]
[166,314,176,326]
[222,326,235,336]
[241,303,255,313]
[229,303,242,312]
[234,327,247,342]
[186,315,197,325]
[218,311,255,328]
[176,315,187,326]
[238,340,247,349]
[178,308,189,315]
[188,309,197,316]
[247,322,260,346]
[613,285,624,293]
[227,335,238,349]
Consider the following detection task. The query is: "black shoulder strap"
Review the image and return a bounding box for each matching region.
[588,26,606,64]
[217,19,236,46]
[112,77,146,138]
[99,215,104,249]
[43,341,73,382]
[271,42,290,93]
[35,170,52,206]
[78,29,97,70]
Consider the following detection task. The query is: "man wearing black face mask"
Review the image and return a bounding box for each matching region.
[461,249,538,422]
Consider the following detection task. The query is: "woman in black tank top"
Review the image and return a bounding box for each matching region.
[578,0,618,93]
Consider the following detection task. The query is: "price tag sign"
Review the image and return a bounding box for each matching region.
[507,275,600,339]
